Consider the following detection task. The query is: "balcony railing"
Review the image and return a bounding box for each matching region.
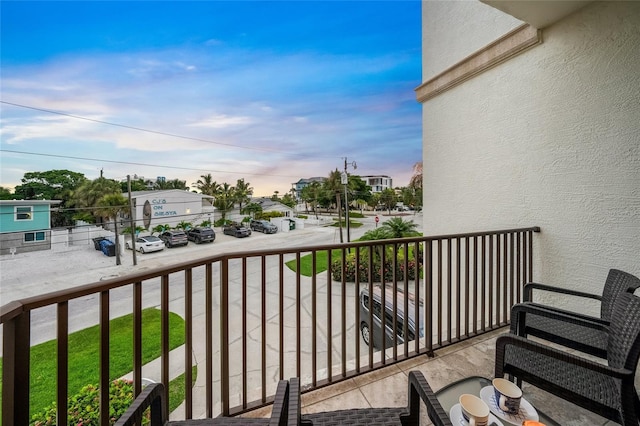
[1,226,539,425]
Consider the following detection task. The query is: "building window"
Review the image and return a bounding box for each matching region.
[15,206,33,221]
[25,232,46,242]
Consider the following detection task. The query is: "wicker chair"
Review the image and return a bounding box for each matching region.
[496,291,640,426]
[287,371,452,426]
[115,380,291,426]
[511,269,640,358]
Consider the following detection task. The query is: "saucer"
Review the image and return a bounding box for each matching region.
[449,403,504,426]
[480,386,538,425]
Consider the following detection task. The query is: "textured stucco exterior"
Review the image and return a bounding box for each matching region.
[420,1,640,308]
[422,0,523,80]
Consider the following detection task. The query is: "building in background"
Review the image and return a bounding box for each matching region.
[0,199,61,255]
[359,175,393,193]
[292,177,326,200]
[417,1,639,307]
[126,189,215,231]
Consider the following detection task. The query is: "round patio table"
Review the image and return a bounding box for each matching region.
[435,376,560,426]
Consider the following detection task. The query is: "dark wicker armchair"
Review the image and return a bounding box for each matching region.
[115,380,291,426]
[287,371,452,426]
[496,291,640,426]
[512,268,640,358]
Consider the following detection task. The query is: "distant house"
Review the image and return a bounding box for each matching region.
[292,177,326,199]
[359,175,393,193]
[0,199,61,255]
[250,197,295,217]
[126,190,215,231]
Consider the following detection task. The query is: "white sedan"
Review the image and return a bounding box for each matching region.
[126,236,165,254]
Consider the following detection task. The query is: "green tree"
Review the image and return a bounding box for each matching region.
[214,183,235,221]
[155,178,188,190]
[324,169,345,241]
[96,193,129,266]
[71,177,122,224]
[121,178,148,192]
[379,188,397,213]
[280,193,296,208]
[234,178,253,211]
[0,186,14,200]
[380,217,420,238]
[241,202,263,218]
[14,170,87,227]
[193,174,220,196]
[300,181,322,218]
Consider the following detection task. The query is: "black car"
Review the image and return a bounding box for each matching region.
[159,230,189,248]
[222,223,251,238]
[249,219,278,234]
[186,227,216,244]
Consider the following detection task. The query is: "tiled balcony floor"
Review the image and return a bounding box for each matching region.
[247,328,619,425]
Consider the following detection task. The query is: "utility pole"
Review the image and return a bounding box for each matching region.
[127,175,137,266]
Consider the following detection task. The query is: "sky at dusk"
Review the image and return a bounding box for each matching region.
[0,1,422,197]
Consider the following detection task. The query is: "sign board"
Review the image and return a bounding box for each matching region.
[143,200,152,229]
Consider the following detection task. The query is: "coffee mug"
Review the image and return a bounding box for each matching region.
[459,393,490,426]
[492,378,522,414]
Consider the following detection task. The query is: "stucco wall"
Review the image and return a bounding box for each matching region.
[422,0,522,80]
[421,1,640,307]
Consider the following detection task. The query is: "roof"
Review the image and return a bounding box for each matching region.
[250,197,293,210]
[129,189,214,200]
[0,199,62,206]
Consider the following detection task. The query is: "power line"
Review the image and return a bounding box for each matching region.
[0,100,347,159]
[0,149,300,178]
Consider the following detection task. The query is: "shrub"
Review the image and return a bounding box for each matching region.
[331,250,422,282]
[297,214,308,219]
[31,379,148,426]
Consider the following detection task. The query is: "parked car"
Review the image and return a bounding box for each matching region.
[187,227,216,244]
[249,219,278,234]
[159,230,188,248]
[126,235,165,254]
[223,223,251,238]
[359,286,424,349]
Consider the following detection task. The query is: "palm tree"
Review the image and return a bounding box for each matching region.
[214,183,235,221]
[193,174,220,196]
[380,217,420,238]
[71,177,122,224]
[156,178,187,190]
[234,179,253,212]
[96,193,129,266]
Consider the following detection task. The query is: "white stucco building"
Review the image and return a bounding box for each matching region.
[417,1,639,306]
[128,189,215,230]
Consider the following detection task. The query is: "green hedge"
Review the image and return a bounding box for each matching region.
[31,379,145,426]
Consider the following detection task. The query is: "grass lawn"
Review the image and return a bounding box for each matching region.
[286,248,347,276]
[0,307,186,417]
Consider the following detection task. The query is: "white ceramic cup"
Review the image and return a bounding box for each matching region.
[492,378,522,414]
[459,393,490,426]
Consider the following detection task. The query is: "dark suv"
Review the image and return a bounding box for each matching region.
[159,230,188,248]
[187,227,216,244]
[359,286,424,349]
[249,220,278,234]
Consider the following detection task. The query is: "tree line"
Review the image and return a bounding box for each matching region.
[0,162,423,228]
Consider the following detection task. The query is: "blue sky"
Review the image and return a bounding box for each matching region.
[1,1,422,196]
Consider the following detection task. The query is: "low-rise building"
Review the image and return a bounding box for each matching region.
[0,199,61,255]
[360,175,393,193]
[126,189,215,231]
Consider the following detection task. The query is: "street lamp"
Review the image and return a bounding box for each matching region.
[342,158,357,242]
